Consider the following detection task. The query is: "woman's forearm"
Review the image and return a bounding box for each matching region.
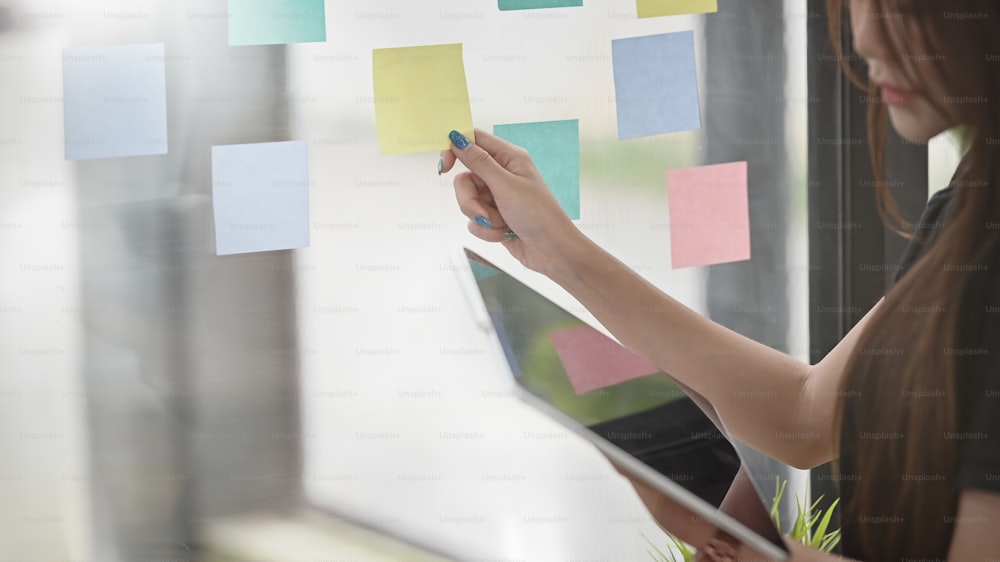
[549,234,821,468]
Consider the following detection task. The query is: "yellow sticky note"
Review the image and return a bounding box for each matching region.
[637,0,718,18]
[372,43,475,155]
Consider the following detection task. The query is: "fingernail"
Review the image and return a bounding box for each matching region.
[437,158,444,175]
[504,231,518,240]
[449,130,470,150]
[474,215,492,229]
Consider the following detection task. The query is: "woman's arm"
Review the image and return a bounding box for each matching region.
[550,235,881,469]
[445,130,880,469]
[946,489,1000,559]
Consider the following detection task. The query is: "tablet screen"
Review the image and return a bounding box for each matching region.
[465,249,744,507]
[463,248,792,557]
[471,260,684,425]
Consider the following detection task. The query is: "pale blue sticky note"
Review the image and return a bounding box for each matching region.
[212,141,310,256]
[228,0,327,46]
[499,0,583,10]
[494,120,580,220]
[62,43,168,160]
[611,31,701,140]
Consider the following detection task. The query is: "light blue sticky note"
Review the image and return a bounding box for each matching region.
[494,120,580,220]
[62,43,168,160]
[212,141,310,256]
[611,31,701,140]
[228,0,326,46]
[499,0,583,10]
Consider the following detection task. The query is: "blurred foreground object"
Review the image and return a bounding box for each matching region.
[0,4,14,32]
[199,510,453,562]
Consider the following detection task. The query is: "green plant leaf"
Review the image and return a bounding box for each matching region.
[807,509,821,532]
[675,538,696,562]
[792,495,807,540]
[667,531,696,562]
[809,494,824,512]
[804,493,824,538]
[770,477,787,532]
[819,529,842,553]
[811,498,840,549]
[645,476,842,560]
[643,530,692,562]
[641,531,672,562]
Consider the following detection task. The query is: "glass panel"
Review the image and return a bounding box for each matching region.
[0,0,809,559]
[0,3,83,560]
[296,1,808,558]
[2,1,302,560]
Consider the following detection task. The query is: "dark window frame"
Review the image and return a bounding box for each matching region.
[807,0,929,545]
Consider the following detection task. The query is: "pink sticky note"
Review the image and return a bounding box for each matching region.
[550,325,659,395]
[667,161,751,269]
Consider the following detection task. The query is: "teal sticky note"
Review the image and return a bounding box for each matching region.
[499,0,583,10]
[494,120,580,220]
[228,0,326,46]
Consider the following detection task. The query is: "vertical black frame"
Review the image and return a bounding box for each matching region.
[807,0,929,541]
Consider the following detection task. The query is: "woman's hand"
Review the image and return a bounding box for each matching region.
[606,456,789,561]
[439,128,587,277]
[605,456,718,548]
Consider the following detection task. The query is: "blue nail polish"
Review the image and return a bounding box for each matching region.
[504,231,518,240]
[474,215,492,229]
[449,130,471,150]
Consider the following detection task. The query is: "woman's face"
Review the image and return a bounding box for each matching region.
[849,0,953,142]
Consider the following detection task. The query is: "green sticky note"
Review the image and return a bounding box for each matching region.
[499,0,583,10]
[373,43,474,154]
[636,0,717,18]
[228,0,327,46]
[494,120,580,220]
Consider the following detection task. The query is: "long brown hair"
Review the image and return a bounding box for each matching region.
[827,0,1000,559]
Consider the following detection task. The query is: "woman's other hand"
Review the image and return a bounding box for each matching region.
[606,456,785,561]
[606,455,715,545]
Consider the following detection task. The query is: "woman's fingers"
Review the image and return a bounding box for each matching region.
[443,129,535,245]
[440,129,531,178]
[454,172,504,224]
[454,171,509,242]
[467,220,510,243]
[441,145,508,212]
[470,128,536,176]
[438,149,457,176]
[472,174,496,207]
[448,130,519,190]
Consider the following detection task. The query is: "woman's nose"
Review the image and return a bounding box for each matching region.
[851,0,887,62]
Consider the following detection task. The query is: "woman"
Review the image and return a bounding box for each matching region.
[440,0,999,560]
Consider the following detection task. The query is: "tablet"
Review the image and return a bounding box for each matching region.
[454,247,790,560]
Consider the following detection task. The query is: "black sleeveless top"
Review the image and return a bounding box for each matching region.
[838,185,1000,559]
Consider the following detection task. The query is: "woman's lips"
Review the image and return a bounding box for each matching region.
[879,83,919,106]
